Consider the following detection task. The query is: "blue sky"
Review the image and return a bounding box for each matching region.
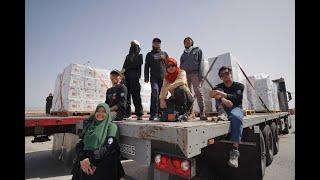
[25,0,295,109]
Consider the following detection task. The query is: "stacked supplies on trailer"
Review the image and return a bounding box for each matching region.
[51,63,111,113]
[246,74,280,112]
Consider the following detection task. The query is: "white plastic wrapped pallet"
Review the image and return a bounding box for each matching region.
[51,63,112,112]
[252,74,275,111]
[204,52,249,112]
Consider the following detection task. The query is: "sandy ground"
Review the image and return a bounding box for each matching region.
[25,116,295,180]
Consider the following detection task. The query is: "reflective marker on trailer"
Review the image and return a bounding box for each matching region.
[181,160,190,171]
[154,153,192,179]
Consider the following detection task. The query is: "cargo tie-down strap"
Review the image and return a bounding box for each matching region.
[235,61,272,113]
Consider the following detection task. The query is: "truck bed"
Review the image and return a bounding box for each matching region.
[114,112,288,158]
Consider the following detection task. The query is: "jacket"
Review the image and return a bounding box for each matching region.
[159,70,190,101]
[71,117,124,180]
[122,54,143,79]
[144,50,168,81]
[180,47,204,78]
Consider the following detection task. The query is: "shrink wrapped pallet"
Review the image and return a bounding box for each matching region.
[246,76,257,110]
[204,52,249,112]
[251,74,274,111]
[271,81,280,111]
[51,63,112,113]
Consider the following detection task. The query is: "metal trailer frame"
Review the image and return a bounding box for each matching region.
[27,112,289,179]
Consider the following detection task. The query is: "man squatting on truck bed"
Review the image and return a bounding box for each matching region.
[104,37,244,168]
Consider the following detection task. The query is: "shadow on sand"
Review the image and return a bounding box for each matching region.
[25,150,72,179]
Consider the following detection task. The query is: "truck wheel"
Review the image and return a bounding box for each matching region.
[262,125,274,166]
[259,130,266,177]
[270,122,279,155]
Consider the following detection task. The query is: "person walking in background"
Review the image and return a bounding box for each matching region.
[46,93,53,115]
[180,37,207,120]
[121,40,144,120]
[144,37,169,120]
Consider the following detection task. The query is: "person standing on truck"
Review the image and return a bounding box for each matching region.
[180,37,207,120]
[159,57,194,121]
[209,66,244,168]
[121,40,144,120]
[71,103,125,180]
[105,70,128,121]
[45,93,53,115]
[144,37,169,120]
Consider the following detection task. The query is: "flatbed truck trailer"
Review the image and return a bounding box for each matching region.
[25,112,292,180]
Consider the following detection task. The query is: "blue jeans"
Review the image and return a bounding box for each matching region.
[216,100,244,142]
[150,77,163,116]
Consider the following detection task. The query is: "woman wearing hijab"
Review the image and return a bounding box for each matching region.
[159,57,194,120]
[71,103,125,180]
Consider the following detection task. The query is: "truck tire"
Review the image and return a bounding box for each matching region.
[270,122,279,155]
[262,125,274,166]
[259,130,267,177]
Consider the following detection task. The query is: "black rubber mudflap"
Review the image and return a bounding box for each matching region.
[200,139,263,180]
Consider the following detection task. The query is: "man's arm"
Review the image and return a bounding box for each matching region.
[144,53,150,82]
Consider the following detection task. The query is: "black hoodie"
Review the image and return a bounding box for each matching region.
[122,44,143,79]
[144,49,168,81]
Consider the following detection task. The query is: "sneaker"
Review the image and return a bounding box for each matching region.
[200,112,208,120]
[149,115,159,121]
[228,149,240,168]
[206,116,218,122]
[137,115,143,120]
[178,113,189,122]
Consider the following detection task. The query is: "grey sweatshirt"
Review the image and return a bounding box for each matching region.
[180,47,204,77]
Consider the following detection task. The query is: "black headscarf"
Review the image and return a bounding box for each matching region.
[128,44,141,62]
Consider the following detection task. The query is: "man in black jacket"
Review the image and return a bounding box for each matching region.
[46,93,53,115]
[121,40,144,120]
[105,70,128,121]
[144,38,169,120]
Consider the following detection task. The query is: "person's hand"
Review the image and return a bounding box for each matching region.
[160,100,167,109]
[145,79,149,83]
[80,158,91,174]
[88,165,96,175]
[210,90,218,97]
[222,98,233,108]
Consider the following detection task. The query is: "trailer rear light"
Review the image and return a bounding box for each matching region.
[181,160,190,171]
[208,138,215,145]
[154,154,161,164]
[153,153,193,179]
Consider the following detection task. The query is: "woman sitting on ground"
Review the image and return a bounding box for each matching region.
[71,103,125,180]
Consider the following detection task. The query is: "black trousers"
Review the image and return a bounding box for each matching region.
[46,104,51,114]
[165,85,194,114]
[124,77,143,117]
